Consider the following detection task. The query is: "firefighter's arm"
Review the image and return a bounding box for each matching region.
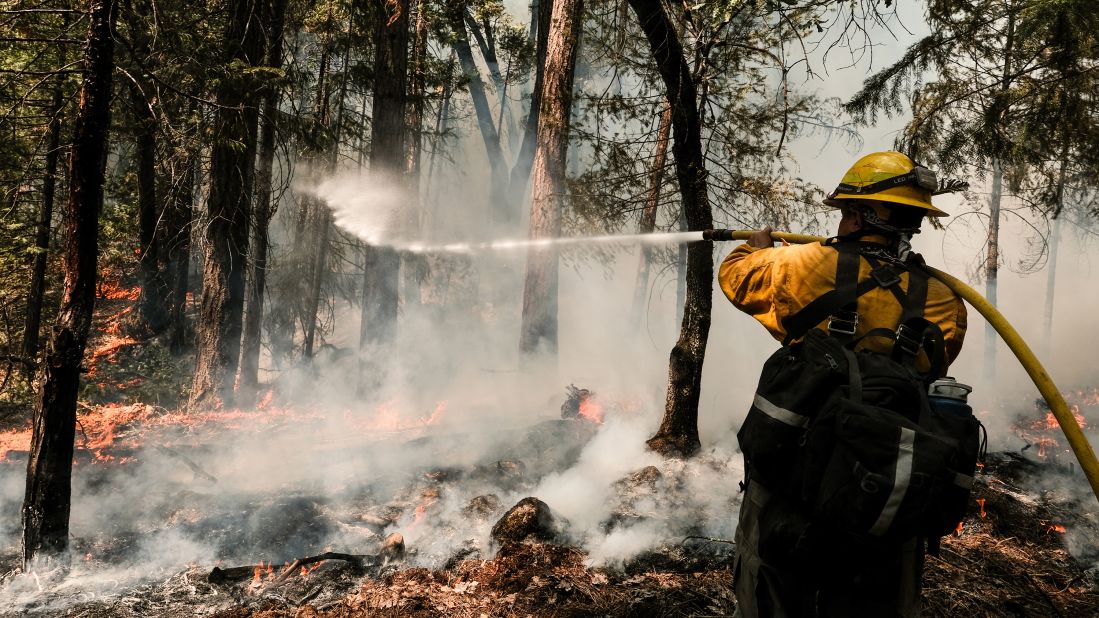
[943,297,968,368]
[718,244,784,331]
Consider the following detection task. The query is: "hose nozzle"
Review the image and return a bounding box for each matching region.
[702,229,736,241]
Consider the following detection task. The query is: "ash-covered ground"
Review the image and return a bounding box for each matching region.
[2,391,1099,617]
[0,380,748,616]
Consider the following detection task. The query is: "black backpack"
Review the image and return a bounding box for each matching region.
[737,241,984,545]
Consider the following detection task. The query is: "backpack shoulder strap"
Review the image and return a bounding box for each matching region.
[838,255,932,348]
[900,263,929,323]
[781,242,862,345]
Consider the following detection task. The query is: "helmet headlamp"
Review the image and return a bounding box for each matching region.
[831,165,938,197]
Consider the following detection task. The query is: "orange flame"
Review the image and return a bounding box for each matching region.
[1047,523,1066,534]
[976,498,986,518]
[0,398,451,464]
[408,503,427,530]
[256,390,275,410]
[98,278,141,301]
[579,397,604,424]
[1035,437,1057,458]
[955,521,964,535]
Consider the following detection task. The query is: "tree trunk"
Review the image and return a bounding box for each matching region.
[983,160,1001,380]
[401,0,428,307]
[165,153,193,356]
[629,98,672,332]
[125,0,168,337]
[518,0,583,356]
[360,0,409,389]
[22,0,116,568]
[238,109,275,386]
[303,206,332,359]
[675,208,687,323]
[129,82,168,336]
[424,57,454,229]
[449,8,509,228]
[1043,154,1068,345]
[239,0,288,392]
[627,0,713,458]
[983,5,1016,381]
[1043,213,1061,343]
[22,61,67,365]
[301,7,344,361]
[507,0,553,208]
[189,0,266,409]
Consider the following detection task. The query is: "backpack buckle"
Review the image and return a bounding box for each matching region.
[871,265,902,288]
[828,310,859,336]
[894,323,922,357]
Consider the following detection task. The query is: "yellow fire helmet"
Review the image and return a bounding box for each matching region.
[823,151,949,217]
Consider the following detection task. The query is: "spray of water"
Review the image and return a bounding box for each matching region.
[397,231,705,254]
[305,171,704,252]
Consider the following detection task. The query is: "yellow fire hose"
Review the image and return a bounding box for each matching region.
[715,229,1099,507]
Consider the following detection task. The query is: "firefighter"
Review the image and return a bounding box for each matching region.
[721,151,968,617]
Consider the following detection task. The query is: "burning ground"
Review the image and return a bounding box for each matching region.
[0,284,1098,616]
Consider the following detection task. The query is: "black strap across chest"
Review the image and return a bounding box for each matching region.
[780,242,929,345]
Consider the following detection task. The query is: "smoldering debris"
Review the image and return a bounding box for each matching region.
[491,497,561,546]
[560,384,592,419]
[4,366,1099,617]
[0,394,748,615]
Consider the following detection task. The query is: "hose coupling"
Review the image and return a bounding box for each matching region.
[702,229,735,241]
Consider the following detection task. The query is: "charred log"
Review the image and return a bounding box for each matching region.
[208,550,388,585]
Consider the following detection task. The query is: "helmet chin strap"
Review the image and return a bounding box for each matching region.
[835,204,921,259]
[857,203,922,236]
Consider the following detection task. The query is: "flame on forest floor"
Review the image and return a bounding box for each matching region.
[348,400,448,433]
[977,498,986,518]
[579,397,604,424]
[86,334,140,378]
[98,277,141,301]
[1042,521,1067,534]
[1013,388,1098,460]
[0,396,451,463]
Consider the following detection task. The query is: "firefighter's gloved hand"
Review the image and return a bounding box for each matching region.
[747,226,775,249]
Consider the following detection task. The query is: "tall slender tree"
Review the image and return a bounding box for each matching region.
[518,0,583,355]
[122,0,169,337]
[627,0,713,457]
[22,45,69,366]
[190,0,269,409]
[629,99,672,332]
[22,0,117,567]
[360,0,410,389]
[239,0,290,394]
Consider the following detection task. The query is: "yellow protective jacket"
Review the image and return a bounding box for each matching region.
[719,238,967,368]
